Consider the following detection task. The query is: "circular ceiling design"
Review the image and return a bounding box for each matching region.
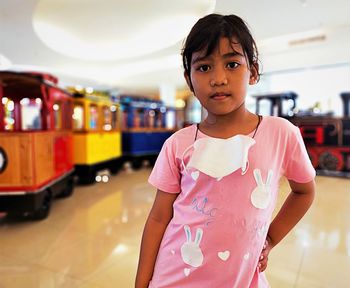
[32,0,216,61]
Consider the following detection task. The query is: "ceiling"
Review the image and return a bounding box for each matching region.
[1,0,350,96]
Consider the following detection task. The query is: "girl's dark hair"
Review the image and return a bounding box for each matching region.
[182,13,260,81]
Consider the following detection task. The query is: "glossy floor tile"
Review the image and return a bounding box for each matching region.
[0,168,349,288]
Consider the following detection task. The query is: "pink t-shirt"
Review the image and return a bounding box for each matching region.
[148,116,315,288]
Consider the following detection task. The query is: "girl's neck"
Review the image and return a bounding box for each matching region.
[199,108,258,138]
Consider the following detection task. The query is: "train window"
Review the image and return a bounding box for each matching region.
[53,102,62,130]
[166,110,176,129]
[176,108,185,129]
[134,108,143,128]
[186,96,202,124]
[102,106,112,131]
[147,109,155,127]
[21,98,42,130]
[110,105,118,130]
[2,97,15,131]
[89,104,98,130]
[154,110,163,128]
[73,104,84,130]
[62,101,73,130]
[122,110,128,129]
[159,107,167,128]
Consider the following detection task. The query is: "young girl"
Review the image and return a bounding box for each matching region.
[135,14,315,288]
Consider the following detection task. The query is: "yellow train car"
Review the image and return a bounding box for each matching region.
[71,90,122,184]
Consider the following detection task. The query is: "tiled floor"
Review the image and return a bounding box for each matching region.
[0,168,349,287]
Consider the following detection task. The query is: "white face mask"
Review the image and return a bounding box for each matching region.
[182,134,256,179]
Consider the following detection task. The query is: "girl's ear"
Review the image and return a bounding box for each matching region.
[184,72,194,92]
[249,63,259,85]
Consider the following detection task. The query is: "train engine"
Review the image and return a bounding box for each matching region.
[255,92,350,177]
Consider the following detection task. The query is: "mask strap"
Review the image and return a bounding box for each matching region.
[194,124,199,141]
[182,124,200,174]
[252,115,262,139]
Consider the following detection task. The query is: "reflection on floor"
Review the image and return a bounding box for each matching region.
[0,168,349,288]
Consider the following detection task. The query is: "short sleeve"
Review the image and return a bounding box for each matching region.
[283,125,316,183]
[148,138,181,193]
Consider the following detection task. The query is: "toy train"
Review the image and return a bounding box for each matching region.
[254,91,350,177]
[0,71,177,219]
[119,95,175,169]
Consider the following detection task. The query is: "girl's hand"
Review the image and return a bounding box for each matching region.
[257,235,273,272]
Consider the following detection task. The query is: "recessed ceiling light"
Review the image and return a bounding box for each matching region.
[32,0,216,61]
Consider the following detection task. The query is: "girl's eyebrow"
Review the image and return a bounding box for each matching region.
[191,51,244,65]
[191,55,210,65]
[222,51,244,58]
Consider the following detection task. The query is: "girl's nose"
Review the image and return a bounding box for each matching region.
[210,69,228,87]
[210,78,228,86]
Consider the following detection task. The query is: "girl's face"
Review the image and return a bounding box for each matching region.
[185,37,258,118]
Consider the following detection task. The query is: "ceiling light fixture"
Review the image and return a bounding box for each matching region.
[32,0,216,61]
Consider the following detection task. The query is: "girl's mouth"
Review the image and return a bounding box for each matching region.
[210,92,230,100]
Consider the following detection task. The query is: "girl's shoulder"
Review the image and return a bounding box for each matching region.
[166,124,198,143]
[261,115,299,134]
[159,124,199,160]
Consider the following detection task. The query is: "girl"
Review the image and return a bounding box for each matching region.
[136,14,315,288]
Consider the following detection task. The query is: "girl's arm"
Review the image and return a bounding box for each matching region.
[135,189,179,288]
[259,179,315,272]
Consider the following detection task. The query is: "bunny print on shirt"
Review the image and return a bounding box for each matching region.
[181,225,204,268]
[251,169,273,209]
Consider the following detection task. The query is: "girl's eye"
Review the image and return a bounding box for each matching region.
[227,62,239,69]
[198,65,210,72]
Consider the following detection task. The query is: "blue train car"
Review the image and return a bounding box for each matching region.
[119,95,176,169]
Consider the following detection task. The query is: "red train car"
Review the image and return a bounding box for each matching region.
[0,71,75,219]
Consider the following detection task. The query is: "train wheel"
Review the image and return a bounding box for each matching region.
[59,175,74,198]
[6,211,25,220]
[110,166,119,175]
[148,155,157,166]
[79,170,96,185]
[32,189,52,220]
[110,160,121,175]
[132,158,142,170]
[318,150,344,171]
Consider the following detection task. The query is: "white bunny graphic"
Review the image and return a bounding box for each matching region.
[181,225,204,267]
[251,169,273,209]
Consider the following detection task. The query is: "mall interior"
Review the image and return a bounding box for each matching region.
[0,1,350,287]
